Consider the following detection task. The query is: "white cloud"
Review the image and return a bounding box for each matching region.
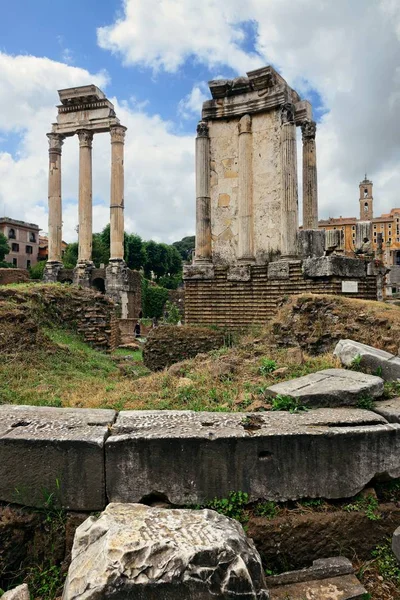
[0,52,195,244]
[98,0,400,220]
[178,83,209,120]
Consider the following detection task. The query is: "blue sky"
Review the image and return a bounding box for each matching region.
[0,0,400,242]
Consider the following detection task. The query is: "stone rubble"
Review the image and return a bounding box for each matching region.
[62,503,269,600]
[1,584,30,600]
[334,338,400,381]
[392,526,400,563]
[265,368,384,407]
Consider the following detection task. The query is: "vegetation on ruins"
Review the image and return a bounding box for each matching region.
[0,232,11,266]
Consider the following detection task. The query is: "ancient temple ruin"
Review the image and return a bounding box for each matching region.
[43,85,140,319]
[184,65,385,327]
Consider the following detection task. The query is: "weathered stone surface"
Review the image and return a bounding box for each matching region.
[393,526,400,563]
[0,405,115,510]
[183,263,215,280]
[63,503,269,600]
[106,408,400,504]
[265,369,384,407]
[266,557,353,587]
[267,261,290,279]
[296,230,325,258]
[268,574,366,599]
[227,265,252,281]
[303,256,367,278]
[334,339,400,381]
[374,398,400,423]
[1,584,30,600]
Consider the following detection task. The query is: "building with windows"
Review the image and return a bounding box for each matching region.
[38,235,67,262]
[318,177,400,294]
[0,217,40,269]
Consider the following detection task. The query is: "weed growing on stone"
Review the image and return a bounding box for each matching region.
[383,380,400,399]
[26,563,65,600]
[357,396,375,410]
[372,540,400,585]
[270,395,308,414]
[199,491,249,525]
[254,501,278,519]
[259,358,277,376]
[343,494,381,521]
[350,354,363,370]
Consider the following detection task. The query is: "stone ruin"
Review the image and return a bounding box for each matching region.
[184,65,386,327]
[43,85,140,319]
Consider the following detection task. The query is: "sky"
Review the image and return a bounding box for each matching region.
[1,0,400,243]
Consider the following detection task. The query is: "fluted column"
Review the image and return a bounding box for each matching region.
[238,114,254,262]
[302,120,318,229]
[47,133,64,263]
[280,103,299,257]
[77,129,93,264]
[110,125,127,261]
[195,121,212,262]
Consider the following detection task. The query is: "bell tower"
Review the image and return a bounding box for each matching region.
[359,175,373,220]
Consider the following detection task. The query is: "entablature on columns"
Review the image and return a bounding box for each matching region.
[50,84,122,137]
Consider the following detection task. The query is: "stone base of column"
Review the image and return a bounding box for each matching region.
[237,256,255,265]
[43,261,63,283]
[74,261,94,288]
[105,259,130,318]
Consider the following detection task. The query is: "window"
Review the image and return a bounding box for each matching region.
[364,188,368,197]
[26,245,33,254]
[29,232,36,243]
[364,202,369,213]
[8,228,16,239]
[26,260,31,268]
[389,238,392,244]
[373,224,377,228]
[12,258,17,266]
[11,243,19,252]
[352,225,355,230]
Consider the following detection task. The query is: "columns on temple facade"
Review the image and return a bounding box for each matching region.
[43,133,64,282]
[109,125,127,262]
[194,121,212,263]
[77,129,94,266]
[280,103,299,257]
[301,120,318,229]
[238,114,254,262]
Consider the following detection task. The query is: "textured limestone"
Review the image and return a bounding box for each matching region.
[297,229,325,258]
[0,405,115,510]
[334,339,400,381]
[303,256,367,278]
[266,557,366,599]
[373,398,400,423]
[267,260,291,279]
[393,526,400,563]
[1,584,30,600]
[266,368,384,407]
[105,408,400,504]
[63,503,269,600]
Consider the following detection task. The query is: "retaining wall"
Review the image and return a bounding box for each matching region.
[1,405,400,511]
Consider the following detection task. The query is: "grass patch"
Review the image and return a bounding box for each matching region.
[270,394,308,413]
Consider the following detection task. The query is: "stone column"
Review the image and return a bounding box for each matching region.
[110,125,127,261]
[280,103,299,257]
[44,132,64,282]
[301,120,318,229]
[194,121,212,263]
[238,114,254,262]
[75,130,94,287]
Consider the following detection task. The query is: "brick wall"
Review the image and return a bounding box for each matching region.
[184,262,377,328]
[0,268,30,285]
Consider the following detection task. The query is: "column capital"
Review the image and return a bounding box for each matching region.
[280,102,295,125]
[110,124,127,144]
[77,129,94,148]
[238,114,252,134]
[196,120,209,138]
[301,120,317,141]
[47,132,64,154]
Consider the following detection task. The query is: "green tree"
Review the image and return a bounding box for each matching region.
[141,278,169,318]
[63,242,78,268]
[92,233,109,266]
[0,233,10,262]
[29,260,46,280]
[125,233,146,270]
[173,235,195,261]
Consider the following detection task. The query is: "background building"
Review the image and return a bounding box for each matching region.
[38,235,67,262]
[0,218,40,269]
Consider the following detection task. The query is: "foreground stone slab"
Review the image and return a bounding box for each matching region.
[106,409,400,504]
[0,405,116,510]
[373,398,400,423]
[265,369,384,407]
[2,584,30,600]
[266,557,367,598]
[393,526,400,563]
[63,503,269,600]
[334,339,400,381]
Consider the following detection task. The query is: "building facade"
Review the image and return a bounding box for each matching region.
[38,235,67,262]
[0,218,40,269]
[318,177,400,266]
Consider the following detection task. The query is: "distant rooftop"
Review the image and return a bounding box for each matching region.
[0,217,40,230]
